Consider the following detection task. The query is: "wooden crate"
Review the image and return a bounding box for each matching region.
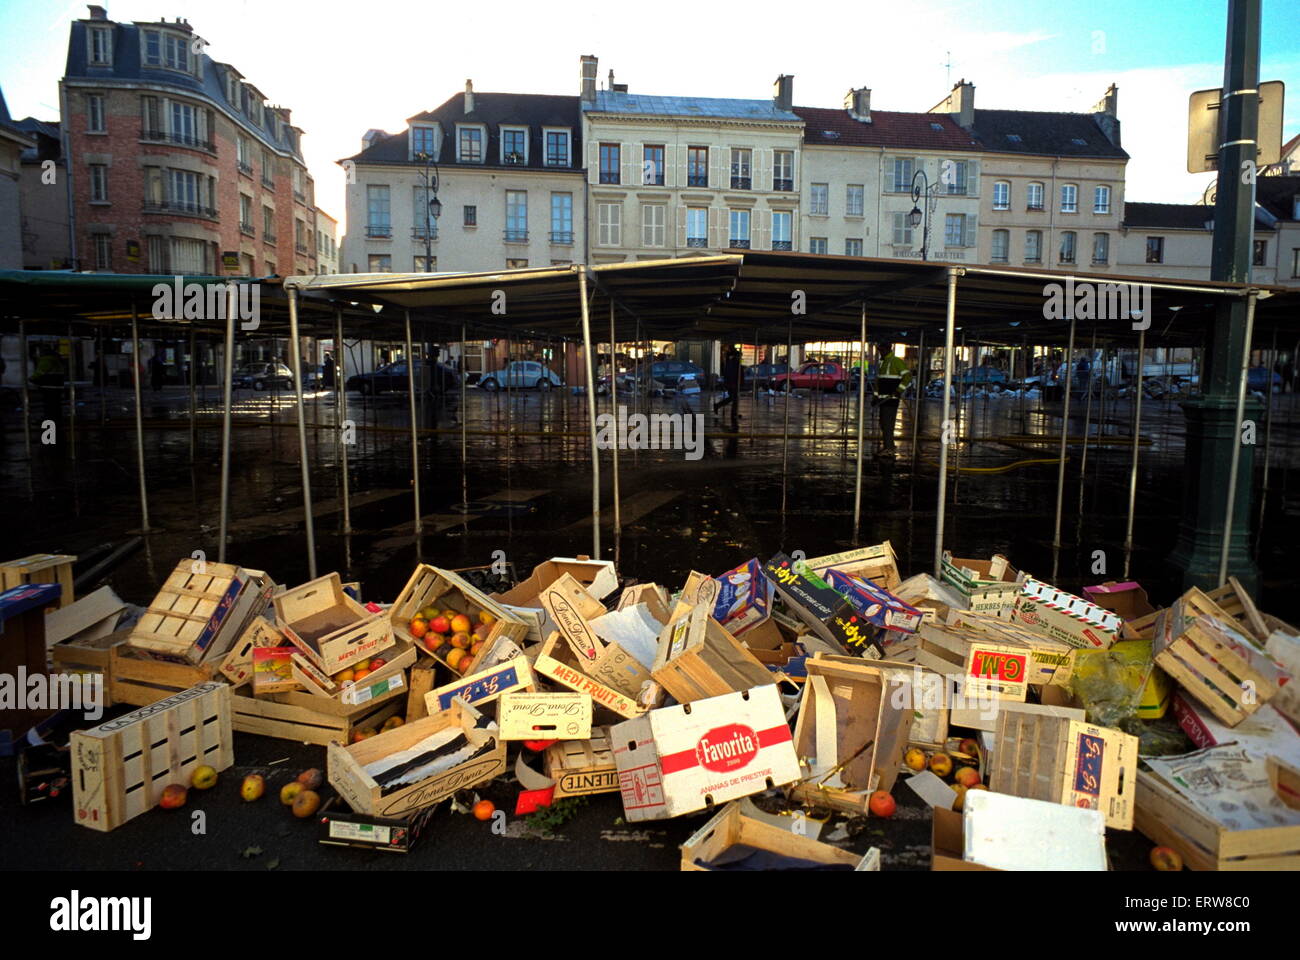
[1153,587,1279,727]
[50,627,131,708]
[545,729,618,798]
[290,639,416,704]
[327,699,505,818]
[1205,579,1299,642]
[651,603,775,704]
[541,573,655,698]
[110,645,223,707]
[499,691,592,740]
[681,801,879,871]
[1,553,76,608]
[276,572,393,675]
[219,615,286,686]
[534,631,646,720]
[1133,761,1300,870]
[389,564,526,676]
[128,560,254,664]
[72,682,232,832]
[231,687,404,746]
[991,711,1138,830]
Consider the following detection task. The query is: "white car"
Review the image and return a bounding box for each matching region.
[478,360,564,391]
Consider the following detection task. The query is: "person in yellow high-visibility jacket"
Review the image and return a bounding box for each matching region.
[874,347,913,455]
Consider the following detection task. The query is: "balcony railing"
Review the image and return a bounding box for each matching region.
[293,190,307,204]
[686,237,707,248]
[239,221,255,236]
[142,199,217,219]
[730,176,751,190]
[1027,203,1045,211]
[366,224,392,239]
[263,232,277,245]
[728,239,751,249]
[773,178,793,192]
[549,231,573,245]
[687,175,708,188]
[503,230,529,243]
[295,242,308,254]
[545,155,569,167]
[503,153,526,165]
[599,171,619,185]
[142,129,216,153]
[237,160,253,178]
[411,226,438,240]
[772,240,792,251]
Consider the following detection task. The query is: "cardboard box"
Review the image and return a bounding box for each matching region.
[651,602,775,704]
[709,558,773,637]
[318,802,439,854]
[425,654,535,715]
[545,730,619,798]
[931,806,1001,871]
[45,586,126,650]
[949,697,1085,736]
[805,542,901,591]
[962,789,1108,871]
[1083,581,1156,622]
[826,569,923,634]
[540,573,655,700]
[253,646,299,695]
[491,557,619,643]
[129,562,269,665]
[276,573,393,675]
[219,615,285,685]
[763,553,854,651]
[940,552,1022,614]
[1009,578,1122,651]
[790,655,915,814]
[327,699,505,818]
[611,684,800,822]
[499,691,592,740]
[1265,629,1300,726]
[932,611,1076,690]
[389,564,525,675]
[682,801,879,871]
[533,631,645,720]
[1171,693,1300,772]
[990,712,1138,830]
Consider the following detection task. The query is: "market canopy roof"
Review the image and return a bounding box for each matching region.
[2,254,1295,347]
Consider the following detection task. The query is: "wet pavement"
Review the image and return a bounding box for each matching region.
[1,379,1297,870]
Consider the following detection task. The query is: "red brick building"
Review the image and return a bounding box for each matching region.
[61,6,316,277]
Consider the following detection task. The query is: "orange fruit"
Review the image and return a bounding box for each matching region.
[409,618,429,639]
[332,668,355,684]
[353,668,371,682]
[472,800,495,821]
[450,614,472,634]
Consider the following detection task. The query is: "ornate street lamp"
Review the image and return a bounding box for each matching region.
[908,168,939,262]
[415,152,442,273]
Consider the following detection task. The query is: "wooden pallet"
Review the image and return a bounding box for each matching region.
[50,627,131,708]
[230,687,404,746]
[110,646,223,707]
[545,729,618,798]
[651,602,774,704]
[1133,762,1300,870]
[1,553,77,608]
[1153,587,1279,727]
[71,682,232,832]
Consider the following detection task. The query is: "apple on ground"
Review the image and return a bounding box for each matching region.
[159,784,188,809]
[240,774,265,802]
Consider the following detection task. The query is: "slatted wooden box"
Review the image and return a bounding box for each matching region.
[276,572,393,675]
[1153,587,1280,727]
[129,561,264,665]
[390,564,526,676]
[1,553,76,608]
[1133,759,1300,871]
[50,627,131,709]
[72,681,232,832]
[545,729,619,798]
[290,638,416,706]
[110,645,223,707]
[651,603,774,704]
[681,801,880,872]
[231,686,404,746]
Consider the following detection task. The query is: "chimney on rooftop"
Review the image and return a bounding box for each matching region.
[86,5,107,19]
[844,87,871,123]
[1091,83,1121,148]
[464,80,474,114]
[773,74,794,112]
[581,55,598,105]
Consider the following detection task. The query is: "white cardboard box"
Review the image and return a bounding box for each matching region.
[963,789,1107,871]
[611,685,800,822]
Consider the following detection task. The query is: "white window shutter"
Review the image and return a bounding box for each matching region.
[709,207,720,247]
[677,204,686,248]
[588,141,598,184]
[967,160,979,196]
[965,214,978,247]
[712,149,723,190]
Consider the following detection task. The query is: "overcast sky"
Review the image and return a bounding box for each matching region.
[3,0,1297,233]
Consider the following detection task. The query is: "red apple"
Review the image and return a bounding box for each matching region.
[430,615,451,634]
[868,790,896,818]
[159,784,188,810]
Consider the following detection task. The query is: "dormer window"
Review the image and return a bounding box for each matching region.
[142,28,196,76]
[501,126,528,165]
[88,26,112,65]
[544,128,571,167]
[458,125,485,163]
[410,124,438,160]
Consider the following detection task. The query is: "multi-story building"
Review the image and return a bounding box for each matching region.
[0,86,35,270]
[60,6,316,276]
[339,81,584,273]
[794,89,982,260]
[579,57,804,262]
[928,81,1128,272]
[315,206,338,274]
[15,115,71,270]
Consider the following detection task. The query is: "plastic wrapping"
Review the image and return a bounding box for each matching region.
[1068,643,1152,731]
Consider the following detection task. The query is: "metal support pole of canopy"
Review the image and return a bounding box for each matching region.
[218,291,235,559]
[67,322,76,462]
[288,287,317,579]
[130,306,152,534]
[1218,290,1258,586]
[933,268,960,577]
[19,320,31,460]
[579,268,601,558]
[1123,327,1146,579]
[405,309,422,538]
[336,307,351,535]
[1051,317,1078,576]
[1077,327,1097,514]
[610,302,621,542]
[852,302,868,540]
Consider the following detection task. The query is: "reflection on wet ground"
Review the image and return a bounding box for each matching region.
[2,381,1297,611]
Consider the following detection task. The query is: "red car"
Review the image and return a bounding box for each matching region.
[772,361,851,393]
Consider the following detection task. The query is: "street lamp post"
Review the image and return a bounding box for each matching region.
[908,169,938,262]
[415,152,442,273]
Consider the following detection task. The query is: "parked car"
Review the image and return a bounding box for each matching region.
[1247,366,1282,392]
[772,361,851,393]
[958,365,1009,385]
[479,360,563,391]
[645,360,706,388]
[233,362,293,391]
[743,362,789,389]
[346,359,459,396]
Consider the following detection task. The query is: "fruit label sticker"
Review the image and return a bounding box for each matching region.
[1071,732,1104,799]
[431,659,531,712]
[342,672,404,707]
[542,589,602,663]
[499,692,593,740]
[968,649,1026,683]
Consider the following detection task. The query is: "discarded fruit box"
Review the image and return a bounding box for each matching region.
[425,653,536,716]
[931,806,1000,872]
[253,646,299,695]
[1134,750,1300,871]
[1171,691,1300,772]
[611,684,800,822]
[50,627,130,709]
[45,585,126,652]
[989,711,1138,830]
[541,573,654,699]
[681,801,880,871]
[1153,587,1280,727]
[940,551,1022,614]
[916,622,1054,702]
[709,558,773,638]
[72,681,232,832]
[805,542,902,591]
[1083,580,1156,622]
[762,554,855,651]
[276,572,394,675]
[0,552,77,608]
[390,564,525,676]
[219,615,286,686]
[318,798,440,854]
[290,639,416,706]
[651,602,775,704]
[791,655,915,815]
[960,789,1108,871]
[545,729,619,799]
[109,644,223,707]
[499,691,592,740]
[826,569,923,635]
[533,631,646,720]
[129,562,271,665]
[327,699,505,818]
[950,696,1085,737]
[491,556,619,643]
[231,686,403,746]
[1009,578,1122,651]
[1205,577,1299,644]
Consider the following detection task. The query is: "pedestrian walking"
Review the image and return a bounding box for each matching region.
[875,346,913,455]
[713,347,743,427]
